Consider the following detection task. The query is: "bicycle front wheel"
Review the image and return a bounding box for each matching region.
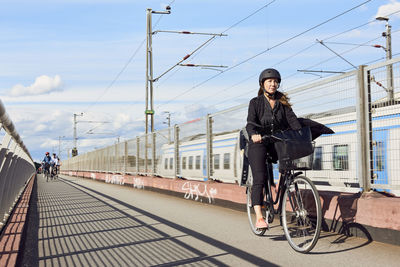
[281,176,322,253]
[246,187,267,236]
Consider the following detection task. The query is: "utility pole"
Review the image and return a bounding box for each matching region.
[145,6,171,174]
[58,136,65,158]
[72,113,83,157]
[376,16,393,101]
[145,6,171,134]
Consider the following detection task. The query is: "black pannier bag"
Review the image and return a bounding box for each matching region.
[273,126,313,161]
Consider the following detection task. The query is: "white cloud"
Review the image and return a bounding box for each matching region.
[9,75,63,97]
[113,113,131,129]
[376,0,400,18]
[34,124,46,133]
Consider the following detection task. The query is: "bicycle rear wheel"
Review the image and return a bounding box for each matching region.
[281,175,321,253]
[246,187,267,236]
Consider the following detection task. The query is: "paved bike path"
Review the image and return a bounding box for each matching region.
[20,174,400,266]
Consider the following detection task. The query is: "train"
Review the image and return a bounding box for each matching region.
[157,102,400,195]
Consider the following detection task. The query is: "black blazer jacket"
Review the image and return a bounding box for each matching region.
[246,92,301,138]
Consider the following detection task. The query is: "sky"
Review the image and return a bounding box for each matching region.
[0,0,399,162]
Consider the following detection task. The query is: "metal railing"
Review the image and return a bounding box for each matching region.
[0,100,36,232]
[61,57,400,195]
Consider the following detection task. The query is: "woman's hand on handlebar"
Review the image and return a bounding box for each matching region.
[251,134,262,143]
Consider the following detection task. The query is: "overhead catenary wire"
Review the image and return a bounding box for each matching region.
[204,9,400,108]
[152,0,277,88]
[156,0,373,110]
[150,0,278,109]
[209,32,389,108]
[198,42,319,103]
[81,0,176,114]
[153,35,219,82]
[75,0,177,145]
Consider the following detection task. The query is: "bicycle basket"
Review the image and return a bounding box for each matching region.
[279,142,315,170]
[273,126,313,161]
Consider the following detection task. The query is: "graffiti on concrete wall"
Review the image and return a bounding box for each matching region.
[105,174,125,185]
[182,181,217,204]
[133,177,145,189]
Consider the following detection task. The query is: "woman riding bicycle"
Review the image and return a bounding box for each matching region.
[246,68,301,229]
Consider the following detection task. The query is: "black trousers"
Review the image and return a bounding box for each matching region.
[248,142,274,206]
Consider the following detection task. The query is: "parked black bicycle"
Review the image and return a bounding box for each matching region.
[242,123,325,253]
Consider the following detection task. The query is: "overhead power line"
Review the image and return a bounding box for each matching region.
[152,0,277,88]
[204,6,400,108]
[82,0,177,114]
[157,0,373,109]
[208,26,393,108]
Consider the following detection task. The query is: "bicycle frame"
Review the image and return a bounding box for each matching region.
[264,162,304,220]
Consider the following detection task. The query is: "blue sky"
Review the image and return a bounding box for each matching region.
[0,0,399,162]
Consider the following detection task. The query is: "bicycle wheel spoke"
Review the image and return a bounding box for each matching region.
[281,176,322,253]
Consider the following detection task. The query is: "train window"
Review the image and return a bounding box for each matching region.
[333,145,348,171]
[224,153,230,169]
[375,142,385,171]
[164,158,168,169]
[189,156,193,169]
[313,146,322,170]
[214,154,220,169]
[169,158,173,169]
[182,157,187,170]
[195,155,201,169]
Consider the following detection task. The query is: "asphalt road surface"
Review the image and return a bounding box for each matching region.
[20,174,400,266]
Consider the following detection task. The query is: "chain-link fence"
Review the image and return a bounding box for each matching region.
[62,57,400,195]
[286,70,360,191]
[366,58,400,194]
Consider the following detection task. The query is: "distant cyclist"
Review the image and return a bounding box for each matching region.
[246,68,301,229]
[51,153,59,178]
[56,155,61,175]
[42,152,52,181]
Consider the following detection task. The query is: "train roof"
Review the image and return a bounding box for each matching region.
[303,95,400,120]
[179,129,239,142]
[303,106,356,120]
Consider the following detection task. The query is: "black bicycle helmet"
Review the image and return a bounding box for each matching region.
[259,68,281,85]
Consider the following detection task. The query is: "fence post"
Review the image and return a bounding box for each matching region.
[356,65,371,192]
[206,114,213,180]
[114,143,118,173]
[124,141,128,175]
[145,134,148,174]
[152,132,156,175]
[136,137,140,174]
[174,125,180,178]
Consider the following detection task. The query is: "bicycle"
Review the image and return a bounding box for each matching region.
[244,128,322,253]
[43,164,50,182]
[51,165,58,180]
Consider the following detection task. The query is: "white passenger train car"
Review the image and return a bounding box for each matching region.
[158,132,240,182]
[157,103,400,195]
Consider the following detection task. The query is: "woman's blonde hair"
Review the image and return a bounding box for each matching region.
[257,87,292,107]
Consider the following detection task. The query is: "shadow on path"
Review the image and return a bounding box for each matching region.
[20,175,278,266]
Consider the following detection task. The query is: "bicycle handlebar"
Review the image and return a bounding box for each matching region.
[247,121,284,143]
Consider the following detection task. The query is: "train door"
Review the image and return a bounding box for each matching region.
[372,129,388,186]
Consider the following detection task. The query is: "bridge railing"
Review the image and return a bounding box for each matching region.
[61,57,400,195]
[0,100,36,232]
